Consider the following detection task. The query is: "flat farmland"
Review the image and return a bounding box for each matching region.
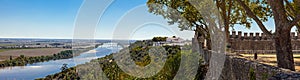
[0,48,68,61]
[240,54,300,72]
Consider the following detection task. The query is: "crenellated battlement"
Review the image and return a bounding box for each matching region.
[229,31,300,54]
[230,31,300,40]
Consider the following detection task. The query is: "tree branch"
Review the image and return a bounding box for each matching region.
[286,11,300,31]
[195,25,209,38]
[284,0,300,29]
[216,0,221,10]
[284,0,296,15]
[294,0,300,12]
[236,0,272,36]
[227,0,233,24]
[289,15,300,28]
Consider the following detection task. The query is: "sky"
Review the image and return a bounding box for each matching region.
[0,0,296,40]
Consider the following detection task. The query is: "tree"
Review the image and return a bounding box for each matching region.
[9,56,12,60]
[172,36,176,38]
[61,63,68,71]
[20,55,25,58]
[147,0,300,71]
[147,0,270,50]
[152,37,167,42]
[236,0,300,71]
[216,0,272,41]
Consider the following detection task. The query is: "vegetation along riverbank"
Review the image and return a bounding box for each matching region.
[37,40,208,80]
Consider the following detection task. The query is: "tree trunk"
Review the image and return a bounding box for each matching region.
[225,25,230,44]
[274,27,295,71]
[192,31,201,53]
[206,37,212,50]
[267,0,295,71]
[194,26,211,50]
[219,0,230,44]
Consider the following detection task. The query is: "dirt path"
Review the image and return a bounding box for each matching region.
[240,54,300,72]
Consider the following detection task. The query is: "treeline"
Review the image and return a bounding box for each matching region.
[0,50,73,67]
[152,37,167,42]
[36,67,80,80]
[38,40,208,80]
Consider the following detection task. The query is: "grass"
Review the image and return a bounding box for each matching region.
[0,49,8,53]
[0,49,18,52]
[0,48,50,52]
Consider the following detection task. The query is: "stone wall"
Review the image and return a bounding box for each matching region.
[219,55,300,80]
[229,31,300,53]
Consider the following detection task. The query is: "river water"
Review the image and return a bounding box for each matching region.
[0,43,122,80]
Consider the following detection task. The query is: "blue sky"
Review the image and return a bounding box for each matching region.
[0,0,83,38]
[0,0,296,39]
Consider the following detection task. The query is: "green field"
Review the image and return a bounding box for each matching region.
[0,48,67,61]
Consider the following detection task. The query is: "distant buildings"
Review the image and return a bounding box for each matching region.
[166,37,185,43]
[153,36,191,46]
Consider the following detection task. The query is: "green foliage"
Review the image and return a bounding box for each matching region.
[20,55,25,58]
[0,50,73,67]
[147,0,271,29]
[152,37,167,42]
[249,67,256,80]
[39,41,207,80]
[147,0,204,31]
[261,73,269,80]
[36,67,80,80]
[61,64,68,72]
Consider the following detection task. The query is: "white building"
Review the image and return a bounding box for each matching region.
[151,36,191,46]
[166,37,184,43]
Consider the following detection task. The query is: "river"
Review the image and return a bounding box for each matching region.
[0,43,122,80]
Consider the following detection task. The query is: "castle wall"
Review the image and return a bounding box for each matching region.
[203,53,300,79]
[229,31,300,53]
[219,55,300,80]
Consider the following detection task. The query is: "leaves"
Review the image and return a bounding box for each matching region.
[146,0,272,43]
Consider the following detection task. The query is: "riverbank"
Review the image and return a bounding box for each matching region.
[0,43,118,79]
[0,50,73,67]
[37,41,207,80]
[0,46,96,68]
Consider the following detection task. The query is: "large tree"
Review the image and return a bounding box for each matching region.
[236,0,300,71]
[147,0,300,71]
[147,0,270,49]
